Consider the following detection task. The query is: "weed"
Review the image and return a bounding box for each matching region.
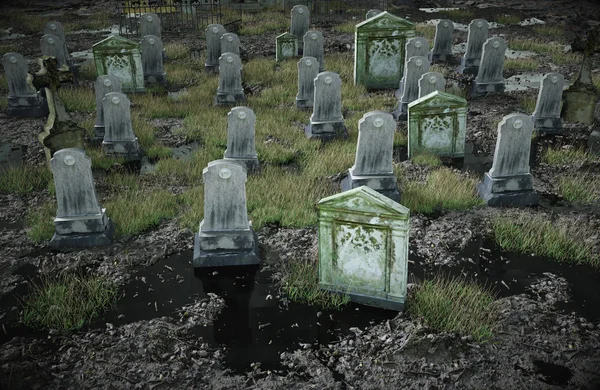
[57,86,95,112]
[238,10,289,35]
[164,42,190,60]
[504,58,539,72]
[78,60,97,81]
[549,52,582,66]
[411,153,442,167]
[333,21,356,34]
[518,94,537,114]
[541,146,598,166]
[558,174,600,203]
[85,147,126,170]
[146,144,173,159]
[533,25,566,39]
[416,24,436,40]
[0,165,52,194]
[25,201,56,242]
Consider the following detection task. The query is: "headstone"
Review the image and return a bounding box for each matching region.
[141,35,167,85]
[41,34,69,69]
[221,33,241,56]
[102,92,142,161]
[477,113,539,206]
[457,19,489,75]
[93,75,122,145]
[418,72,445,98]
[532,73,564,133]
[193,160,259,268]
[366,9,382,19]
[43,21,69,65]
[431,19,454,63]
[276,32,298,62]
[393,55,430,120]
[215,52,246,106]
[354,12,416,90]
[395,37,430,98]
[296,56,319,110]
[291,5,309,54]
[2,52,49,118]
[317,185,409,311]
[305,72,347,140]
[140,13,162,39]
[49,148,114,249]
[93,35,145,93]
[341,111,400,202]
[472,37,506,97]
[205,24,226,73]
[407,91,468,158]
[224,107,260,173]
[589,129,600,156]
[303,30,325,72]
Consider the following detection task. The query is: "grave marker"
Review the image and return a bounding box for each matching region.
[431,19,454,63]
[396,37,430,98]
[532,73,564,133]
[393,55,430,120]
[2,52,49,118]
[141,35,167,85]
[93,75,122,145]
[224,107,260,173]
[215,52,246,106]
[458,19,489,75]
[366,9,382,19]
[140,13,162,39]
[472,37,506,97]
[291,5,309,54]
[296,56,319,110]
[93,35,145,93]
[418,71,445,98]
[102,91,142,161]
[205,24,226,73]
[303,30,325,72]
[41,33,69,69]
[221,33,241,56]
[276,32,298,62]
[43,21,69,65]
[305,71,347,140]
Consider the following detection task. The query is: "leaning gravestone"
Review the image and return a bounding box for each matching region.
[291,5,309,54]
[477,113,539,206]
[43,21,69,65]
[458,19,489,75]
[418,72,445,98]
[205,24,226,73]
[215,52,246,106]
[532,73,564,133]
[224,107,260,173]
[306,72,347,140]
[431,19,454,63]
[317,185,409,311]
[366,9,382,19]
[193,160,259,268]
[472,37,506,97]
[49,148,114,249]
[221,33,241,56]
[276,32,298,62]
[303,30,325,72]
[2,52,49,118]
[93,35,145,93]
[396,37,430,98]
[393,55,430,120]
[102,92,142,161]
[41,34,69,69]
[93,75,122,145]
[141,35,167,85]
[341,111,400,202]
[354,11,415,90]
[296,56,319,110]
[140,13,162,39]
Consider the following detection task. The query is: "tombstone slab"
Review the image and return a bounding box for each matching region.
[215,52,246,106]
[93,35,145,93]
[2,52,49,118]
[93,75,122,145]
[276,32,298,62]
[589,129,600,156]
[457,19,489,75]
[224,107,260,173]
[102,92,142,161]
[532,73,564,133]
[366,9,383,19]
[431,19,454,63]
[141,35,167,85]
[418,72,446,98]
[303,30,325,72]
[44,21,70,65]
[221,33,241,56]
[205,24,226,73]
[41,34,69,69]
[395,38,430,98]
[472,37,506,97]
[393,55,430,120]
[296,56,319,110]
[305,72,347,140]
[140,13,162,39]
[291,5,309,55]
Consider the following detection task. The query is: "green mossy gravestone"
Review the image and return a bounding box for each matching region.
[276,32,298,62]
[317,185,409,311]
[354,11,415,90]
[92,35,145,93]
[407,90,467,158]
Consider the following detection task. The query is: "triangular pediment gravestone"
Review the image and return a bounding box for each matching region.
[319,185,409,216]
[276,32,298,62]
[93,35,145,93]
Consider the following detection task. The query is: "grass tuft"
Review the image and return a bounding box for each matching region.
[541,147,599,166]
[558,174,600,203]
[0,165,52,194]
[411,153,442,167]
[25,201,57,242]
[164,42,190,60]
[57,86,96,112]
[416,24,436,40]
[533,25,566,39]
[496,14,521,25]
[504,58,539,72]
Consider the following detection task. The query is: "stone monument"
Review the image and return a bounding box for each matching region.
[457,19,489,75]
[471,37,506,97]
[224,106,260,173]
[102,92,142,161]
[205,24,226,73]
[305,72,347,140]
[2,52,49,118]
[532,73,564,133]
[296,56,319,110]
[215,52,246,106]
[93,75,122,145]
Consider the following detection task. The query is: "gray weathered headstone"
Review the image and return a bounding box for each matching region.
[215,52,246,106]
[41,33,69,69]
[306,72,347,140]
[396,37,430,98]
[205,24,226,73]
[393,55,430,120]
[221,33,240,56]
[303,30,325,72]
[477,113,538,206]
[296,56,319,110]
[1,52,49,118]
[140,13,162,39]
[418,72,445,98]
[276,32,298,62]
[431,19,453,63]
[193,159,259,268]
[532,73,564,133]
[458,19,489,75]
[93,75,122,145]
[49,148,114,249]
[291,5,309,54]
[472,37,506,97]
[341,111,400,202]
[141,35,167,85]
[224,107,259,173]
[102,92,142,161]
[589,129,600,156]
[43,21,69,65]
[366,9,382,19]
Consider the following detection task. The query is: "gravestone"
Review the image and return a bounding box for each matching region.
[303,30,325,72]
[2,52,49,118]
[393,55,430,120]
[366,9,382,19]
[193,160,259,268]
[457,19,489,75]
[396,37,430,98]
[532,73,564,133]
[305,72,347,140]
[224,107,260,173]
[221,33,241,56]
[140,13,162,39]
[291,5,309,54]
[477,113,539,206]
[418,72,446,98]
[141,35,167,85]
[276,32,298,62]
[49,148,114,249]
[472,37,506,97]
[341,111,400,202]
[407,90,468,158]
[41,34,69,69]
[102,92,142,161]
[589,129,600,156]
[205,24,226,73]
[354,11,415,90]
[43,21,69,65]
[296,56,319,110]
[93,35,145,93]
[215,52,246,106]
[93,75,122,145]
[431,19,454,63]
[317,185,409,311]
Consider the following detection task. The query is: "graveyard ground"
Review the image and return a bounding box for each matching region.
[1,0,600,388]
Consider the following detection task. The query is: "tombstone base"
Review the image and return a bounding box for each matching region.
[215,92,247,106]
[223,157,260,173]
[321,285,404,311]
[471,81,504,98]
[144,73,168,85]
[391,102,409,121]
[305,121,348,141]
[532,116,563,134]
[589,129,600,156]
[205,63,219,73]
[477,172,539,207]
[296,98,314,110]
[457,57,479,75]
[193,230,260,268]
[431,53,454,64]
[341,170,401,203]
[91,125,105,147]
[7,95,50,118]
[102,138,143,161]
[49,218,114,249]
[54,210,110,235]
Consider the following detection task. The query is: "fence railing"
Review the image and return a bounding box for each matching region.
[282,0,388,25]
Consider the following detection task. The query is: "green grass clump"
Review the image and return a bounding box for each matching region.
[238,10,289,35]
[57,86,96,112]
[25,201,56,242]
[333,21,356,34]
[411,153,442,167]
[407,275,496,341]
[164,42,191,60]
[0,165,52,194]
[496,14,520,25]
[558,174,600,203]
[416,24,436,40]
[533,25,566,39]
[20,273,118,332]
[78,60,97,81]
[504,58,539,72]
[518,94,537,113]
[541,147,599,166]
[85,147,126,170]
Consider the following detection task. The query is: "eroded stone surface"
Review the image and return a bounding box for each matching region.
[93,35,145,93]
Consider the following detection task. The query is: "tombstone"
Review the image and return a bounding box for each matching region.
[40,34,69,69]
[532,73,564,133]
[418,72,446,98]
[102,92,142,161]
[589,129,600,156]
[303,30,325,72]
[224,107,259,173]
[193,160,259,268]
[276,32,298,62]
[354,12,416,90]
[317,185,409,311]
[296,56,319,110]
[140,13,162,39]
[457,19,489,75]
[205,24,226,73]
[305,72,347,140]
[43,21,69,65]
[141,35,167,85]
[93,35,145,93]
[341,111,400,202]
[291,5,309,54]
[477,113,539,207]
[93,75,121,145]
[49,148,114,249]
[393,56,430,120]
[431,19,454,63]
[395,37,430,98]
[366,9,382,19]
[221,33,240,56]
[2,52,49,118]
[215,52,246,106]
[472,37,506,97]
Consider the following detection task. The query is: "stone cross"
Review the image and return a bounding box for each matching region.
[431,19,453,63]
[93,75,122,145]
[43,21,69,65]
[205,24,226,73]
[458,19,489,75]
[140,13,162,39]
[224,106,259,173]
[215,52,246,106]
[296,56,319,110]
[306,72,347,140]
[532,73,564,133]
[303,30,325,72]
[472,37,506,97]
[418,72,445,98]
[276,32,298,62]
[2,52,49,118]
[141,35,167,84]
[291,5,309,54]
[394,55,430,120]
[396,37,430,97]
[221,33,241,56]
[102,91,141,161]
[366,9,382,19]
[41,33,69,69]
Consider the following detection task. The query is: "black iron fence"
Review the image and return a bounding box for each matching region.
[283,0,388,25]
